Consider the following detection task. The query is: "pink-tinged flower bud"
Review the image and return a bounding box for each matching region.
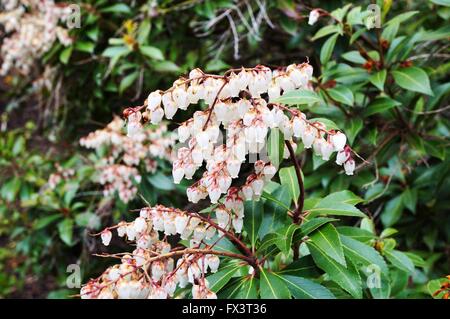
[139,208,150,218]
[147,91,162,111]
[117,221,126,237]
[133,216,147,234]
[136,233,152,249]
[101,230,112,246]
[292,116,306,138]
[164,277,177,297]
[313,138,325,157]
[330,131,347,151]
[308,9,320,25]
[126,224,137,240]
[263,164,277,180]
[196,131,210,149]
[178,124,190,142]
[208,187,222,204]
[268,83,281,101]
[175,215,188,234]
[251,179,264,196]
[151,261,165,281]
[226,160,241,178]
[232,217,244,233]
[173,86,189,110]
[216,208,230,227]
[193,225,206,242]
[336,150,349,165]
[321,141,335,161]
[242,185,253,200]
[302,126,316,148]
[172,167,184,184]
[344,158,355,175]
[206,255,220,273]
[150,107,164,124]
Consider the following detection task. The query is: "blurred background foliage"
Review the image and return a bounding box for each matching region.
[0,0,449,298]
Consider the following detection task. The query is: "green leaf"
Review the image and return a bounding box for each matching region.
[342,51,366,64]
[346,117,363,144]
[74,41,95,53]
[384,250,415,274]
[1,177,21,202]
[147,172,175,191]
[307,242,362,299]
[328,86,354,106]
[402,188,417,213]
[320,190,364,206]
[244,200,263,251]
[12,136,25,156]
[337,226,376,243]
[57,219,74,246]
[363,97,401,116]
[299,217,338,236]
[311,25,343,41]
[277,274,335,299]
[279,166,300,205]
[234,277,259,298]
[369,70,387,91]
[274,89,322,105]
[277,256,320,278]
[207,264,240,293]
[381,195,404,227]
[320,34,339,65]
[275,224,300,254]
[310,224,346,266]
[102,46,130,58]
[308,201,366,219]
[340,235,389,275]
[139,45,164,60]
[259,185,291,238]
[59,46,73,64]
[119,71,139,94]
[267,128,284,168]
[392,67,433,96]
[430,0,450,6]
[34,214,62,230]
[259,268,291,299]
[385,11,418,26]
[100,3,131,14]
[152,60,180,73]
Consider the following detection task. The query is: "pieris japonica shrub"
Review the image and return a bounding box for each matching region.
[0,0,73,77]
[80,62,417,300]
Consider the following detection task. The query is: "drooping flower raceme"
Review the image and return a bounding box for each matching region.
[78,116,176,203]
[126,63,356,208]
[81,63,358,299]
[0,0,73,76]
[81,205,227,299]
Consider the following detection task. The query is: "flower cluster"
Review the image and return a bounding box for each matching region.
[126,63,355,206]
[0,0,73,76]
[79,116,176,203]
[81,205,226,299]
[47,164,75,189]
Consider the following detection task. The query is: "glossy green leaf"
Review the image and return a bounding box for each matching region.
[259,268,291,299]
[277,274,335,299]
[279,166,300,205]
[392,67,433,96]
[244,200,263,250]
[310,224,346,266]
[328,86,354,106]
